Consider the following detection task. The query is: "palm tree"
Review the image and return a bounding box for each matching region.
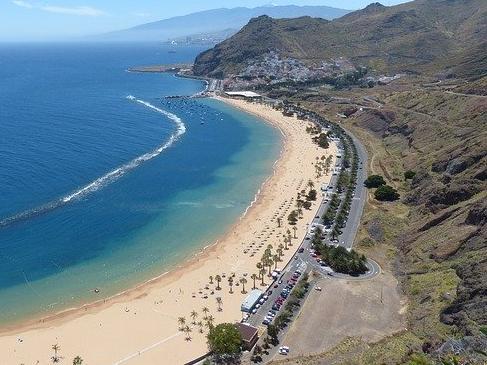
[202,306,209,320]
[251,273,258,289]
[228,277,234,294]
[286,229,293,247]
[216,297,223,312]
[240,278,248,294]
[284,238,289,250]
[206,315,215,328]
[190,310,198,325]
[183,325,192,341]
[273,254,280,270]
[73,356,83,365]
[197,321,204,334]
[256,262,263,273]
[177,316,186,331]
[267,257,274,276]
[209,275,213,284]
[259,268,266,285]
[215,275,222,290]
[277,247,283,259]
[51,344,61,363]
[293,226,298,238]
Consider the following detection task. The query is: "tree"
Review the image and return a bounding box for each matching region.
[228,277,234,294]
[51,344,61,363]
[216,297,223,312]
[307,189,317,201]
[374,185,400,201]
[404,170,416,180]
[209,275,214,284]
[73,356,83,365]
[250,273,258,289]
[207,323,242,362]
[240,278,247,294]
[292,226,297,238]
[206,315,215,328]
[178,316,186,330]
[314,133,329,148]
[273,254,280,270]
[190,310,198,325]
[277,217,281,228]
[215,275,222,290]
[183,325,192,341]
[277,247,283,259]
[259,268,266,285]
[364,175,386,188]
[202,306,210,319]
[307,179,315,190]
[267,324,279,345]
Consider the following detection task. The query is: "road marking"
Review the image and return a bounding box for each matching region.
[112,332,182,365]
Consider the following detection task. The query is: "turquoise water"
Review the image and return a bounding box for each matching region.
[0,43,281,325]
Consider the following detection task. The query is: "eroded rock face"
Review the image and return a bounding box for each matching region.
[465,200,487,226]
[441,257,487,331]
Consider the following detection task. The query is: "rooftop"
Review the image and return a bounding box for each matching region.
[236,322,259,342]
[226,91,262,98]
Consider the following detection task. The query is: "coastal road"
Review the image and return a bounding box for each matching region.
[244,124,373,331]
[335,131,368,250]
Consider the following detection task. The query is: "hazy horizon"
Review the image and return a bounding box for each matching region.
[1,0,412,42]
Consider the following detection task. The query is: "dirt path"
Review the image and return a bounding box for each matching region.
[270,271,406,363]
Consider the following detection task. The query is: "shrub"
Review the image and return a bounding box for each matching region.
[364,175,386,188]
[404,170,416,180]
[375,185,400,201]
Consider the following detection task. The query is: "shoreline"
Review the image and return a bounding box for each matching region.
[0,98,286,336]
[1,98,336,365]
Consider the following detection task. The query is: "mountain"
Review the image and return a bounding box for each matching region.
[193,0,487,78]
[98,5,350,42]
[192,1,487,363]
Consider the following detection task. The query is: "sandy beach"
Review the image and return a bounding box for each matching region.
[0,98,336,365]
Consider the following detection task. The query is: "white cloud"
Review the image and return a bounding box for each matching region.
[12,0,34,8]
[40,5,105,16]
[12,1,105,16]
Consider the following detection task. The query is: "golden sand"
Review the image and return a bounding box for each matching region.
[0,98,336,365]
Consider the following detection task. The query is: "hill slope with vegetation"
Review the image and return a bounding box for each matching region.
[192,0,486,364]
[193,0,487,78]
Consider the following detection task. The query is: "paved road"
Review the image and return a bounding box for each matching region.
[245,120,375,333]
[335,131,368,250]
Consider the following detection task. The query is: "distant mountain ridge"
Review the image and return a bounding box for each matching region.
[193,0,487,78]
[99,5,350,42]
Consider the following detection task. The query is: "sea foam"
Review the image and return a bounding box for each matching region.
[0,96,186,228]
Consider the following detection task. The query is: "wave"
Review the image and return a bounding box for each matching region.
[0,96,186,229]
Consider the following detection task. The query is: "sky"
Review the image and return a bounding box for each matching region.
[0,0,411,41]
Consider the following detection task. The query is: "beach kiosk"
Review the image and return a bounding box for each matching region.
[241,289,263,312]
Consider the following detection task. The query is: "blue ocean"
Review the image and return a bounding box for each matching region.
[0,43,280,325]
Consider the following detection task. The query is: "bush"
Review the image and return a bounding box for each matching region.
[307,189,317,201]
[404,170,416,180]
[364,175,386,188]
[207,323,242,356]
[313,133,329,149]
[374,185,400,201]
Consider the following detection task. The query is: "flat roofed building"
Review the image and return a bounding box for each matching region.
[225,91,262,99]
[236,323,259,350]
[241,289,263,312]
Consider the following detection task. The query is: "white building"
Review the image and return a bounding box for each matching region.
[241,289,263,312]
